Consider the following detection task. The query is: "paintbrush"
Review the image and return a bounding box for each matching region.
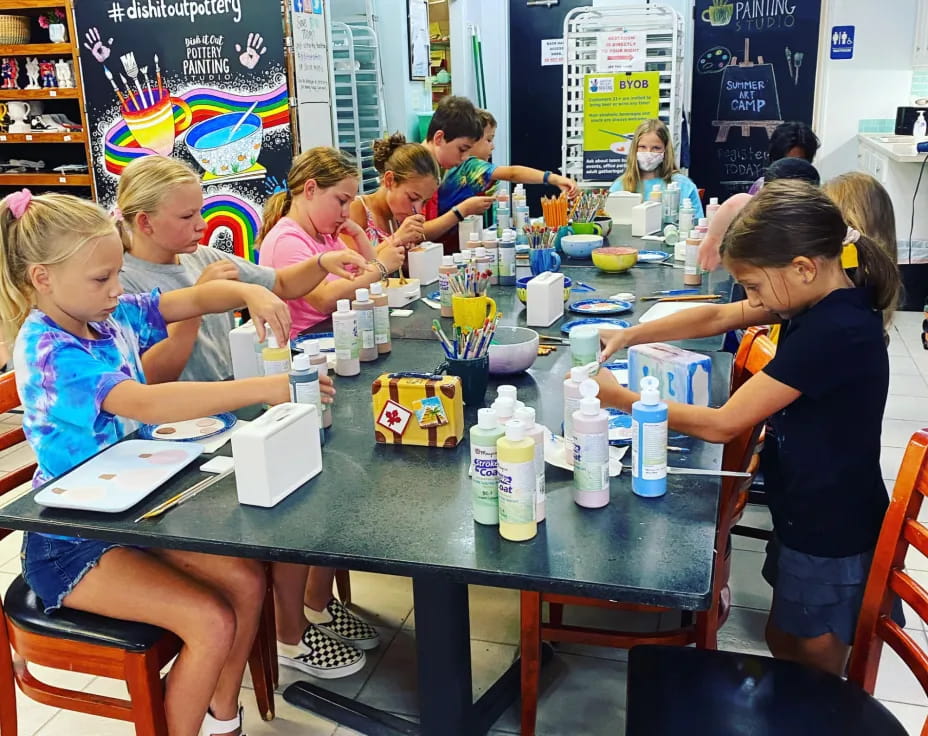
[103,66,126,108]
[140,64,154,106]
[119,72,138,110]
[134,468,233,522]
[154,53,163,95]
[640,294,722,302]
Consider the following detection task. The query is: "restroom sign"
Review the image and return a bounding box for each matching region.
[830,26,855,60]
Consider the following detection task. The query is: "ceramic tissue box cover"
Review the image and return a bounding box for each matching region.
[628,343,711,406]
[372,372,464,447]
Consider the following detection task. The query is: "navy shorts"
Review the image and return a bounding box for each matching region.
[21,532,123,614]
[762,537,904,646]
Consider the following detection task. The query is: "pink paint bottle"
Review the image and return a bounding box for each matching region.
[572,379,610,508]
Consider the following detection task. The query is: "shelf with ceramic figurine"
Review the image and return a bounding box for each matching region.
[0,43,70,55]
[0,131,84,143]
[0,171,90,186]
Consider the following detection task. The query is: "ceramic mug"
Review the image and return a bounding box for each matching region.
[571,222,603,237]
[7,101,29,123]
[701,1,733,26]
[436,355,489,407]
[122,89,193,156]
[529,247,561,276]
[451,294,497,331]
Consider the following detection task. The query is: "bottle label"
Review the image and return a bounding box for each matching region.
[291,379,322,415]
[487,249,499,277]
[631,418,668,479]
[573,432,609,491]
[439,272,452,308]
[685,244,699,276]
[373,305,390,345]
[471,444,499,501]
[498,458,536,524]
[563,395,581,442]
[334,318,359,360]
[534,442,546,505]
[358,309,375,349]
[499,248,515,277]
[263,357,290,376]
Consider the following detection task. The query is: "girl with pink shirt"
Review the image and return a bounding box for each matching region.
[258,147,406,337]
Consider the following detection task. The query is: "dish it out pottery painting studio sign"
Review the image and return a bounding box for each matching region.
[689,0,822,198]
[74,0,292,262]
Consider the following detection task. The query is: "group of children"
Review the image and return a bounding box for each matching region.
[0,87,908,736]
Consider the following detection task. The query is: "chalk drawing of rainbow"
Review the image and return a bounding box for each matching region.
[102,82,289,175]
[200,194,263,264]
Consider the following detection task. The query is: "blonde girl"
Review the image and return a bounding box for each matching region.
[349,133,439,247]
[1,189,297,736]
[609,119,704,220]
[823,171,898,268]
[597,180,901,677]
[258,146,406,336]
[116,155,370,383]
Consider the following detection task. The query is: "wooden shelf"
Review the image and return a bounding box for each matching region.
[0,88,78,99]
[0,131,84,143]
[0,172,89,186]
[0,0,66,8]
[0,43,71,55]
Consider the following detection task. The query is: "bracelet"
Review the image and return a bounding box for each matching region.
[452,206,465,222]
[543,170,552,185]
[370,259,388,280]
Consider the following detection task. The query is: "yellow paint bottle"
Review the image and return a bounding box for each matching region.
[497,419,537,542]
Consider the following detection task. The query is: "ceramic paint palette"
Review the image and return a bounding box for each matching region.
[697,46,732,73]
[568,299,633,316]
[34,440,204,513]
[560,317,630,335]
[638,301,706,323]
[636,250,671,263]
[139,413,236,442]
[291,332,335,352]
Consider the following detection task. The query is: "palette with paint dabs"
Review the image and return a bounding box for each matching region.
[33,440,204,512]
[139,413,237,442]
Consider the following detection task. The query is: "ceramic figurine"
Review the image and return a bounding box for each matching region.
[24,58,40,89]
[38,60,57,88]
[54,59,73,88]
[1,58,20,90]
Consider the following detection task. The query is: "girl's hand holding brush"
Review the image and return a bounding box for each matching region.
[374,239,406,273]
[392,214,427,248]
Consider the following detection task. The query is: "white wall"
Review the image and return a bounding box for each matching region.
[814,0,917,180]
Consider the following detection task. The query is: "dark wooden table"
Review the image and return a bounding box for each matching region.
[0,325,732,736]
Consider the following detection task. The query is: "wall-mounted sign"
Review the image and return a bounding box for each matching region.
[830,25,855,60]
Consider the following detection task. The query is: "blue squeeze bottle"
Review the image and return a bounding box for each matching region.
[631,376,668,497]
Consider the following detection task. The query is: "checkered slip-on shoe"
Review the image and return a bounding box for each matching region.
[313,598,382,650]
[277,624,366,680]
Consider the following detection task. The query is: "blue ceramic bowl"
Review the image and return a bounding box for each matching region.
[560,233,603,259]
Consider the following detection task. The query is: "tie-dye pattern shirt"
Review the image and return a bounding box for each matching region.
[13,291,168,489]
[438,157,498,213]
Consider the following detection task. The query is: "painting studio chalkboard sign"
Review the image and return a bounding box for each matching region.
[74,0,292,262]
[690,0,821,199]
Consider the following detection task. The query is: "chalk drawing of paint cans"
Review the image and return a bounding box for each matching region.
[701,0,733,26]
[184,111,264,181]
[122,89,193,156]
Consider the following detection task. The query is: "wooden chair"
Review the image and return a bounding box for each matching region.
[625,428,928,736]
[0,372,276,736]
[519,329,776,735]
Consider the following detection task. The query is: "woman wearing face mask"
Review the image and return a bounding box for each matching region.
[609,119,704,220]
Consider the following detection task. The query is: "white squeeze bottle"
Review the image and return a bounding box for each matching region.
[497,420,537,541]
[302,339,332,429]
[515,406,546,522]
[492,396,516,425]
[572,380,610,508]
[470,408,506,525]
[333,299,360,377]
[677,197,694,260]
[261,330,291,377]
[706,196,720,224]
[497,385,517,404]
[914,110,927,139]
[563,366,588,469]
[684,230,703,286]
[369,281,392,354]
[632,376,668,498]
[352,288,377,362]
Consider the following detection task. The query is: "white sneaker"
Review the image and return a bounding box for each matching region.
[277,624,366,679]
[201,704,243,735]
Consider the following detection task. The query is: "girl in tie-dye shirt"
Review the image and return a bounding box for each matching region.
[0,189,294,736]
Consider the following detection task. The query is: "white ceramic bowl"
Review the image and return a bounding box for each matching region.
[561,233,603,258]
[488,326,540,375]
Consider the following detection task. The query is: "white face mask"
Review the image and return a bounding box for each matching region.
[636,151,665,172]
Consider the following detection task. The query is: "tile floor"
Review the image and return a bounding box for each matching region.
[0,314,926,735]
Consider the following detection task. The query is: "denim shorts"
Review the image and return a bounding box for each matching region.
[762,536,904,646]
[21,532,123,614]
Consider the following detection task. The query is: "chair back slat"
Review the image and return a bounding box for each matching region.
[849,430,928,704]
[731,325,770,392]
[0,371,35,542]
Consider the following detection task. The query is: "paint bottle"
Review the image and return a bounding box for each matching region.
[661,181,680,225]
[497,419,537,542]
[253,333,266,376]
[631,375,668,498]
[495,181,510,212]
[572,380,610,508]
[514,205,530,230]
[492,396,516,425]
[677,198,694,261]
[483,231,500,285]
[301,339,332,429]
[261,330,291,377]
[369,281,392,354]
[474,246,492,275]
[563,365,589,469]
[499,230,516,285]
[470,408,505,525]
[352,288,377,363]
[454,252,467,272]
[684,230,702,286]
[706,196,720,224]
[649,183,663,202]
[570,325,600,367]
[468,232,481,255]
[289,352,323,433]
[333,299,360,377]
[694,217,709,238]
[515,406,546,523]
[438,256,456,318]
[496,385,517,404]
[497,205,511,232]
[512,183,526,210]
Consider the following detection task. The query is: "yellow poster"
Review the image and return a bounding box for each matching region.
[582,72,661,181]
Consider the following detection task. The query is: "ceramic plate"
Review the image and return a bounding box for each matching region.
[291,332,335,352]
[560,318,630,335]
[603,360,629,386]
[636,250,671,263]
[638,301,707,323]
[139,413,237,442]
[568,299,633,315]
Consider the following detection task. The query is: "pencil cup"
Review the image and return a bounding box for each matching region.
[529,247,561,276]
[452,294,497,331]
[437,355,490,407]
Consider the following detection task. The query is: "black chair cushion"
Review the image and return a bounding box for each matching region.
[626,645,907,736]
[4,575,171,653]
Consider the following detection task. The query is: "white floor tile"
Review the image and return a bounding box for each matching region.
[717,605,770,657]
[884,395,928,422]
[883,420,928,448]
[878,699,927,736]
[875,642,928,706]
[728,548,772,612]
[338,571,413,631]
[0,529,22,573]
[883,446,907,483]
[891,373,928,398]
[10,688,60,736]
[731,504,772,553]
[405,584,522,646]
[890,355,923,377]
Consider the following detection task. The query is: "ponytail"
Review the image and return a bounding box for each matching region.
[258,190,292,243]
[852,233,900,326]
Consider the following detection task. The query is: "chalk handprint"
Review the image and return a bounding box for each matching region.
[235,33,267,70]
[83,27,113,64]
